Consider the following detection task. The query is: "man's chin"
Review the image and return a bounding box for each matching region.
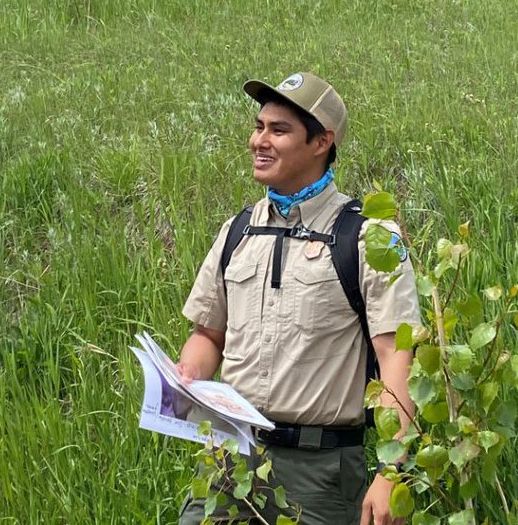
[253,169,276,187]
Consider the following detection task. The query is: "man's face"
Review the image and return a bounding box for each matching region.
[249,102,324,195]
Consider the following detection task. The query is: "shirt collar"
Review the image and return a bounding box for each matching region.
[259,182,340,229]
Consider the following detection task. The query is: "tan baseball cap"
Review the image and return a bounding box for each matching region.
[243,72,347,148]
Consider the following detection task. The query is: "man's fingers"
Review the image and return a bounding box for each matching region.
[360,501,372,525]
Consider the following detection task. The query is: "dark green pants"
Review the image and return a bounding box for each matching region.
[179,443,366,525]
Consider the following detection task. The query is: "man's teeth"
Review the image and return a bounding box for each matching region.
[257,155,274,161]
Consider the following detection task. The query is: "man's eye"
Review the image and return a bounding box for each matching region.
[273,129,285,135]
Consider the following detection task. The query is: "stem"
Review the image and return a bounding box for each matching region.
[495,476,511,517]
[432,286,476,525]
[384,386,424,436]
[432,287,457,423]
[406,473,461,512]
[442,255,463,312]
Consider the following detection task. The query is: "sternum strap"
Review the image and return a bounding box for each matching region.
[244,225,335,288]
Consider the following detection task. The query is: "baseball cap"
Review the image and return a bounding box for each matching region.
[243,72,347,148]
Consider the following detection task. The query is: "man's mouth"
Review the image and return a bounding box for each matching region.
[254,154,276,169]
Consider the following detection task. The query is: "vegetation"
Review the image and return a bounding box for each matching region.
[0,0,516,523]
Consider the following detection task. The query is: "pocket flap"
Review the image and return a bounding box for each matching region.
[293,265,338,285]
[225,262,258,283]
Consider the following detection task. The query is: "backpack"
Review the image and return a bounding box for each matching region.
[220,199,379,427]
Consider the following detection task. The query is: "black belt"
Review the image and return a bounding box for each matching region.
[255,423,364,450]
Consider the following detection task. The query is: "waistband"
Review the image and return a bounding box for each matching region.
[255,422,364,450]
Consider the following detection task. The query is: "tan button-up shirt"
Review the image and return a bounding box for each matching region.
[182,183,420,426]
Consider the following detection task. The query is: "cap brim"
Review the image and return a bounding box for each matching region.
[243,79,313,119]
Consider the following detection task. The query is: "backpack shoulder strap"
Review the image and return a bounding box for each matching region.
[220,206,254,278]
[330,199,378,427]
[330,199,366,317]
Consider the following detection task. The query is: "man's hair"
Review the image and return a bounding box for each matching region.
[257,89,337,170]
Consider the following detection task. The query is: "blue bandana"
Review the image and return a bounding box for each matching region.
[268,168,335,218]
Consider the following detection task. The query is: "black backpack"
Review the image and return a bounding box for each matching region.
[220,199,379,427]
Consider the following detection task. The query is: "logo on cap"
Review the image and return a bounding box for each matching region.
[277,73,304,91]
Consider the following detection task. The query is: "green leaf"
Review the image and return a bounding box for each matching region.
[477,431,500,451]
[434,258,452,279]
[484,285,503,301]
[456,294,483,319]
[364,379,385,408]
[412,511,441,525]
[457,416,477,434]
[227,504,239,517]
[374,407,401,440]
[256,459,272,482]
[389,483,414,518]
[192,477,210,499]
[233,480,252,500]
[422,402,449,423]
[231,459,252,484]
[198,420,212,436]
[480,382,499,412]
[365,223,401,273]
[443,307,458,337]
[446,345,473,374]
[276,516,295,525]
[204,491,218,518]
[416,445,449,477]
[448,509,474,525]
[470,322,496,350]
[437,238,453,259]
[412,325,431,344]
[396,323,413,351]
[376,440,406,464]
[361,192,397,219]
[408,375,436,407]
[451,373,475,391]
[222,439,239,455]
[252,492,267,509]
[416,345,441,375]
[449,439,480,470]
[460,477,479,500]
[273,486,289,509]
[416,274,434,296]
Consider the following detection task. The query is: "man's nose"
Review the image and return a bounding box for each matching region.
[252,128,271,149]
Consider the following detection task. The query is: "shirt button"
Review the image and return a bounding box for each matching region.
[265,335,272,343]
[260,370,268,377]
[268,299,274,307]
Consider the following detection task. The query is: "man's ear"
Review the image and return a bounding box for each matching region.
[314,130,335,157]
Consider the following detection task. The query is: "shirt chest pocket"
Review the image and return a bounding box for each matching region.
[224,261,260,331]
[291,265,351,333]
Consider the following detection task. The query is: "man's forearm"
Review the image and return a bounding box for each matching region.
[179,325,225,380]
[373,333,415,442]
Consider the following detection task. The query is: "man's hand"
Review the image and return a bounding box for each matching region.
[176,362,201,384]
[177,324,225,382]
[360,474,403,525]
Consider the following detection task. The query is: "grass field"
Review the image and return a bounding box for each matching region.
[1,0,517,523]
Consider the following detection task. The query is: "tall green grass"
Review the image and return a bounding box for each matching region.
[1,0,516,522]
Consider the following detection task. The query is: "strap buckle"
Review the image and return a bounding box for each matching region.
[242,224,251,235]
[290,225,312,240]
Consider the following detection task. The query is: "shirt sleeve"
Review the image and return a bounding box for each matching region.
[358,219,421,338]
[181,218,233,332]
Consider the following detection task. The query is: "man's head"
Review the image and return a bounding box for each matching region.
[243,72,347,194]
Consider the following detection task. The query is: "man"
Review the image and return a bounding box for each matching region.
[177,72,420,524]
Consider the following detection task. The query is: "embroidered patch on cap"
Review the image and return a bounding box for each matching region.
[389,232,408,262]
[277,73,304,91]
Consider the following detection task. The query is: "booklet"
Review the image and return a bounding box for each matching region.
[130,332,275,455]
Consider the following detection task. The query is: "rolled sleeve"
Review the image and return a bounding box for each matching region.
[358,219,421,338]
[182,219,233,332]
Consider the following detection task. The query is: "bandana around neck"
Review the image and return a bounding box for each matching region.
[267,168,335,218]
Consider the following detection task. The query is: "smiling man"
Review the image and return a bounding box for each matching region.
[177,72,420,524]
